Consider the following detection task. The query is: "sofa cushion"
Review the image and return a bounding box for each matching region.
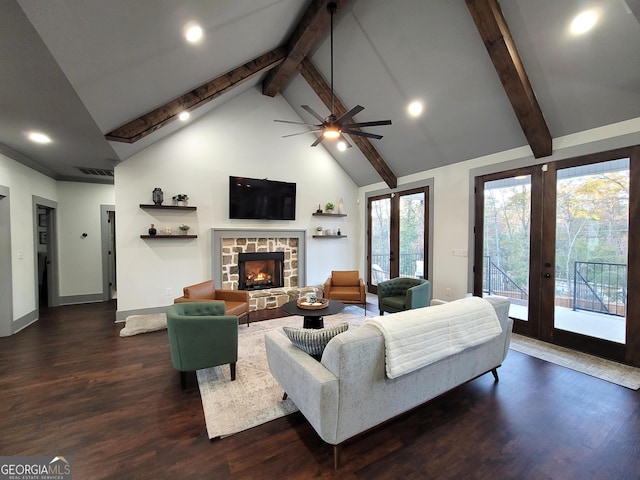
[328,286,362,302]
[282,322,349,358]
[382,296,407,310]
[331,271,359,287]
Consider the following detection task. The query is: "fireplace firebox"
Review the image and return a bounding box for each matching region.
[238,252,285,290]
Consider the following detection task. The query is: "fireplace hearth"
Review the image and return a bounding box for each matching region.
[238,252,285,290]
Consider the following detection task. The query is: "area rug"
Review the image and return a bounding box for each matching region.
[196,307,366,439]
[509,333,640,390]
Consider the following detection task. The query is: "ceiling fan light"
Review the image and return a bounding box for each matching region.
[323,128,340,139]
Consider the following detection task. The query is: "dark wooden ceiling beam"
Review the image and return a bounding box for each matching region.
[466,0,552,158]
[105,47,287,143]
[262,0,351,97]
[298,58,397,189]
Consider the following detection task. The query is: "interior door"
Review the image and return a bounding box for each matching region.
[368,187,428,293]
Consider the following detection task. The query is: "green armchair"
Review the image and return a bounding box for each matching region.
[378,277,432,315]
[166,302,238,389]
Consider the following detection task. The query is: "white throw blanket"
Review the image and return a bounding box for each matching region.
[365,296,502,379]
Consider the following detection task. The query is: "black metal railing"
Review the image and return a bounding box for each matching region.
[483,256,529,300]
[370,252,424,281]
[573,261,626,316]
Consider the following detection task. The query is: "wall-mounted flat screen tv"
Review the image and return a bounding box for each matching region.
[229,176,296,220]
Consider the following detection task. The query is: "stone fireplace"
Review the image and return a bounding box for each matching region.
[211,229,306,291]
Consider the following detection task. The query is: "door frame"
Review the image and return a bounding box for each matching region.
[0,185,12,336]
[366,180,433,293]
[33,196,59,308]
[101,204,116,301]
[539,147,638,364]
[473,145,640,366]
[473,165,544,338]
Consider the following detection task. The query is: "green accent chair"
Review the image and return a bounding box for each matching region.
[166,302,238,389]
[378,277,432,316]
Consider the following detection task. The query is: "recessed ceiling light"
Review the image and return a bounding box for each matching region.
[184,23,203,44]
[27,131,51,144]
[570,10,599,35]
[407,101,424,117]
[178,111,190,121]
[337,141,347,152]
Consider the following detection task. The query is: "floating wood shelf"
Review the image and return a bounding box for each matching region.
[312,235,347,238]
[140,204,197,211]
[312,212,346,217]
[140,235,198,239]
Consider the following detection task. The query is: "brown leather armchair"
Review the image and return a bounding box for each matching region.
[323,270,367,314]
[174,280,250,325]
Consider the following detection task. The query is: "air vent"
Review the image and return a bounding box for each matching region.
[77,167,114,177]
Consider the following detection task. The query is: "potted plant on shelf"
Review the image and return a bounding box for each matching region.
[173,194,189,206]
[325,202,335,214]
[315,226,323,236]
[178,224,191,235]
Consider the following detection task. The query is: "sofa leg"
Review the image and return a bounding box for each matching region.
[230,362,236,381]
[333,444,342,470]
[491,368,499,382]
[282,392,288,400]
[180,371,187,390]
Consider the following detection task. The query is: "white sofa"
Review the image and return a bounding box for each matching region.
[264,296,512,468]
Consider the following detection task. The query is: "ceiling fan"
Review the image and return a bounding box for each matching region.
[274,2,392,148]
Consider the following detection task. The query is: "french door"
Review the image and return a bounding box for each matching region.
[367,186,429,293]
[474,146,640,366]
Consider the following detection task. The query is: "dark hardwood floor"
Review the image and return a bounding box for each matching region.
[1,300,639,479]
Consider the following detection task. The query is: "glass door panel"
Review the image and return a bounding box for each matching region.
[482,175,531,321]
[399,192,425,279]
[553,159,629,344]
[369,196,391,288]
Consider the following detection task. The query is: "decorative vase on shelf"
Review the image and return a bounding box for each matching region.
[148,224,157,236]
[152,188,163,205]
[338,198,344,214]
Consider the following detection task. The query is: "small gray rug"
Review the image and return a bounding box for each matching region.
[196,307,365,439]
[509,333,640,390]
[119,313,167,337]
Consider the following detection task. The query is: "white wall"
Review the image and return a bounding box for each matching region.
[115,87,360,315]
[0,152,57,323]
[57,181,115,297]
[359,118,640,302]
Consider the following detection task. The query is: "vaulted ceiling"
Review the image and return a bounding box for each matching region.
[2,0,639,186]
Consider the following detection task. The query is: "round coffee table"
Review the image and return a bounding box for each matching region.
[281,299,345,329]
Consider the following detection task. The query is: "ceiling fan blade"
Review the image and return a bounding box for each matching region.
[310,135,325,147]
[345,120,392,128]
[301,105,326,123]
[281,129,322,138]
[335,105,364,124]
[342,129,384,140]
[274,119,322,127]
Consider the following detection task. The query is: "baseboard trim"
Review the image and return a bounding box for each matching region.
[115,305,170,322]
